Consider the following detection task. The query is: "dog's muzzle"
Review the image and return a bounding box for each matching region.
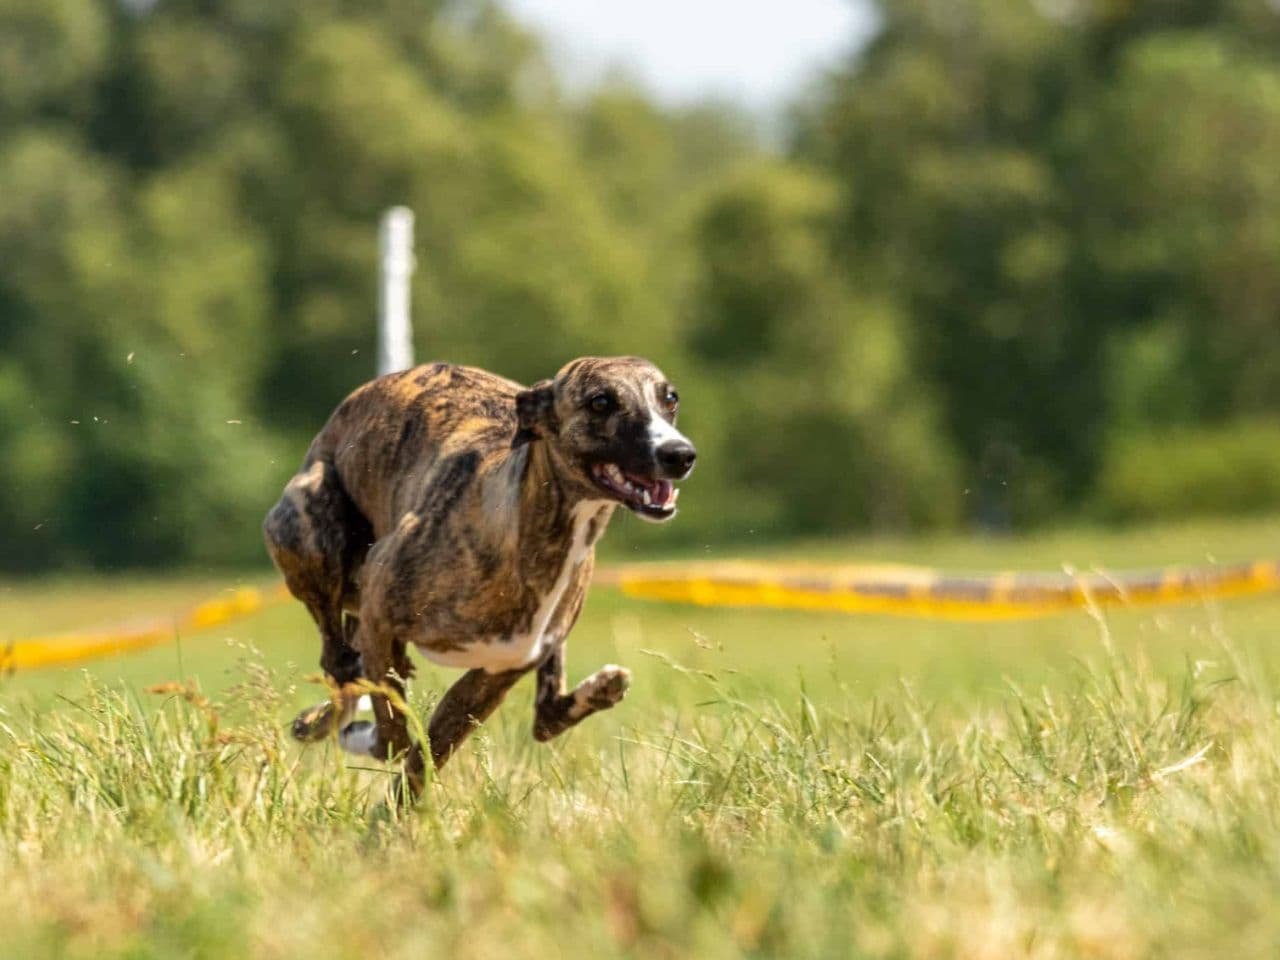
[655,440,697,480]
[591,439,695,522]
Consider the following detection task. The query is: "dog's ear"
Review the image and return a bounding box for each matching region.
[513,379,555,447]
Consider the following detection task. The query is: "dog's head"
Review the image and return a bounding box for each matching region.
[514,356,696,522]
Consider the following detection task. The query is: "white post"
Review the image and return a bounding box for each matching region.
[377,206,416,376]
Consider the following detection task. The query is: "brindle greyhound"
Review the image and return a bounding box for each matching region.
[263,356,695,799]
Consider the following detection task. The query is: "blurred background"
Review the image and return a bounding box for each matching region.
[4,0,1280,573]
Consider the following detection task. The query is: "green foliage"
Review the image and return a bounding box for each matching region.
[0,0,107,120]
[799,0,1280,522]
[5,0,1280,568]
[1085,34,1280,416]
[1097,420,1280,522]
[0,0,725,568]
[681,161,961,535]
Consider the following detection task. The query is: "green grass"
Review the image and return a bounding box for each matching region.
[0,574,259,642]
[3,516,1280,957]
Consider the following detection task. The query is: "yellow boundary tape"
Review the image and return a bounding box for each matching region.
[613,560,1280,621]
[0,583,291,673]
[6,558,1280,673]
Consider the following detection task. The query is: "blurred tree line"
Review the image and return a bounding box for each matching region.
[2,0,1280,570]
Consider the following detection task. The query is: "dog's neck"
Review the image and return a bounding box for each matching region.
[482,441,615,583]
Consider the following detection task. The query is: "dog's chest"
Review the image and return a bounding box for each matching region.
[414,502,607,673]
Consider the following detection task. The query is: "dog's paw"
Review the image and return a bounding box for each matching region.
[582,664,631,711]
[291,700,342,743]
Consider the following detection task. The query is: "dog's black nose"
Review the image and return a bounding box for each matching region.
[656,441,697,478]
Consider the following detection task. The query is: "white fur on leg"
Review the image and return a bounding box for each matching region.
[338,720,378,757]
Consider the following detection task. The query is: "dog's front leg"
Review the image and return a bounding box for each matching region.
[532,645,631,742]
[344,660,525,802]
[426,668,526,770]
[334,635,426,801]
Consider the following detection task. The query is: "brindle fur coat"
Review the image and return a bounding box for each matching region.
[264,356,695,799]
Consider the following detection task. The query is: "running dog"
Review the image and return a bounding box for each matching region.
[263,357,695,799]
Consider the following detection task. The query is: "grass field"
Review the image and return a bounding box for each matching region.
[3,516,1280,957]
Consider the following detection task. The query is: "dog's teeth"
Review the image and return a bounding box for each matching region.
[641,488,652,505]
[671,488,680,503]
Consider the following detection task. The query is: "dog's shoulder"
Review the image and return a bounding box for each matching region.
[401,362,524,402]
[401,363,523,424]
[317,363,521,449]
[305,362,526,531]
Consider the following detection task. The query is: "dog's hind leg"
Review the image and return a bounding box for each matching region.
[263,459,372,742]
[532,645,631,743]
[289,614,365,742]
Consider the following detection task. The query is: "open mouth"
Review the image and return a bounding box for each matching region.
[591,462,680,520]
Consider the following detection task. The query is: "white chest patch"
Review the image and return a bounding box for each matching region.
[416,501,607,673]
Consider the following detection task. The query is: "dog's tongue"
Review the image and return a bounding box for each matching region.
[653,479,674,508]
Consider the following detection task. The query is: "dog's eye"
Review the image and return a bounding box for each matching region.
[588,393,614,415]
[663,389,679,412]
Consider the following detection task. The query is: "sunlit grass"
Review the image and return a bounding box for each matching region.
[3,518,1280,957]
[1,635,1277,958]
[0,574,263,642]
